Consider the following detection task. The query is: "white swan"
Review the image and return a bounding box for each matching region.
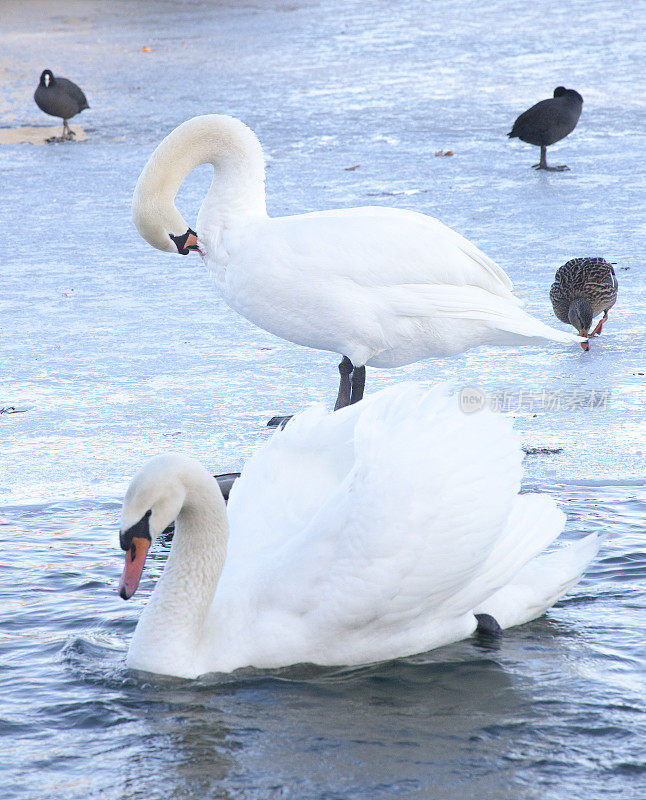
[118,384,599,678]
[132,115,582,412]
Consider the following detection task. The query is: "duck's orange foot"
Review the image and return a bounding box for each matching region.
[591,312,609,337]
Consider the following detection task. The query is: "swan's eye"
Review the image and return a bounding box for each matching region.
[120,509,153,551]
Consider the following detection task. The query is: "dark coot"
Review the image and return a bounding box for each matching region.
[508,87,583,171]
[34,69,89,140]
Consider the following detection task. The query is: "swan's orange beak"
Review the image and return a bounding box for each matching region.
[185,232,201,253]
[119,537,150,600]
[169,228,201,255]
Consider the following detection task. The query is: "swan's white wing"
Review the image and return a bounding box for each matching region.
[241,384,572,666]
[210,384,597,671]
[214,211,581,368]
[220,208,516,305]
[224,400,363,570]
[298,207,515,295]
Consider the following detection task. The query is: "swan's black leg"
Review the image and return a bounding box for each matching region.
[334,356,353,410]
[350,365,366,405]
[268,355,358,427]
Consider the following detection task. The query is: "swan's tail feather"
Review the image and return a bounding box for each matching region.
[389,284,584,345]
[447,493,567,615]
[451,232,515,294]
[474,533,602,630]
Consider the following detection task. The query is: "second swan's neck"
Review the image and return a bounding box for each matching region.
[144,114,267,228]
[129,466,228,675]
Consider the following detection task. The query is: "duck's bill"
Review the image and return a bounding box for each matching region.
[119,536,150,600]
[578,330,590,351]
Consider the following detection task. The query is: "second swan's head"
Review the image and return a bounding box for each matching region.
[118,453,227,599]
[118,454,192,599]
[131,114,265,255]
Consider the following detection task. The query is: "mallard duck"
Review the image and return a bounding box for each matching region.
[550,257,618,350]
[508,87,583,171]
[34,69,89,140]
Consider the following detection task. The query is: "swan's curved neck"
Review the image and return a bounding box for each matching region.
[129,469,228,673]
[134,115,267,250]
[194,119,267,227]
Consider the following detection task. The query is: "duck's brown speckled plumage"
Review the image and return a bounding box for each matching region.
[550,257,618,325]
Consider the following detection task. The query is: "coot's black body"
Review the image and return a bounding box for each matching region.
[508,87,583,171]
[34,69,89,140]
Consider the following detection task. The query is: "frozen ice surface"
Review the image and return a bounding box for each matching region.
[0,0,644,505]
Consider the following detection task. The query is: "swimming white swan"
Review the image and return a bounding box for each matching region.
[118,384,599,678]
[132,115,582,413]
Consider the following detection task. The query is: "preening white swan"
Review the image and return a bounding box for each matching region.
[132,115,582,412]
[118,384,599,678]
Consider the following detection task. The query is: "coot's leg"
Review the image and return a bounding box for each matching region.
[334,356,354,410]
[533,144,570,171]
[62,119,75,140]
[532,145,548,170]
[350,365,366,405]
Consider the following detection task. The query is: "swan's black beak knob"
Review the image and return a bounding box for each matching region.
[169,228,200,255]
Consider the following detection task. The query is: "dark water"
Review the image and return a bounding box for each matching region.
[1,483,644,800]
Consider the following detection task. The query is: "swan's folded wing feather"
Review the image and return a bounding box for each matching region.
[384,284,582,344]
[318,207,515,294]
[254,385,544,662]
[238,208,516,301]
[224,401,362,571]
[474,533,601,629]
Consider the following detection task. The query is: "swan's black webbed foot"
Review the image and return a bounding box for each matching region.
[214,472,241,502]
[267,415,292,429]
[268,357,366,426]
[474,613,503,637]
